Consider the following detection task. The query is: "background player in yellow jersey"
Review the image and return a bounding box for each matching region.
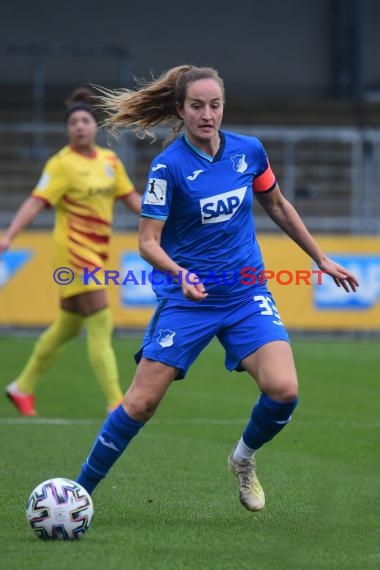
[0,87,141,416]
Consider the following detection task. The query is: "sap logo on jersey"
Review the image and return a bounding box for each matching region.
[200,187,247,224]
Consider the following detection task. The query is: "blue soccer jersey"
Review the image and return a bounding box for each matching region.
[141,131,277,300]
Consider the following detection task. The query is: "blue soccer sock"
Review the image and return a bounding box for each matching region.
[76,405,144,494]
[242,393,298,452]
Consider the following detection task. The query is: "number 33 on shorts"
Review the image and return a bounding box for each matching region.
[253,295,284,326]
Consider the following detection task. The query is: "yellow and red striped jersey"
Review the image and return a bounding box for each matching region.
[32,145,134,272]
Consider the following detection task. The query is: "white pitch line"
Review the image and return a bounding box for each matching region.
[0,417,246,426]
[0,418,98,425]
[0,418,379,427]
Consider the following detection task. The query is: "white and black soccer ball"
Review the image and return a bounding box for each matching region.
[26,478,94,540]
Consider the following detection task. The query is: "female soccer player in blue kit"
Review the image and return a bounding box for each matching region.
[76,65,358,511]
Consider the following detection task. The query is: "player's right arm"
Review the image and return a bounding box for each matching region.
[140,158,207,301]
[0,197,45,253]
[138,217,207,301]
[0,155,68,254]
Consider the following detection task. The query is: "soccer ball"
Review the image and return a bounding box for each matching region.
[26,478,94,540]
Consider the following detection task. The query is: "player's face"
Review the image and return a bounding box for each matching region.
[67,111,97,151]
[177,79,224,152]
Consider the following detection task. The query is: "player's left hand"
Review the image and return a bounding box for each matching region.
[318,257,359,292]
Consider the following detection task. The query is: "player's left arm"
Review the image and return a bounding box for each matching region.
[255,184,359,292]
[113,154,142,214]
[121,190,142,214]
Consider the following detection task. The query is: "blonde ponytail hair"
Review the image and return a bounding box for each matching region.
[96,65,224,144]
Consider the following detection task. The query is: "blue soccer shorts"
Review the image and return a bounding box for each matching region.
[134,292,290,379]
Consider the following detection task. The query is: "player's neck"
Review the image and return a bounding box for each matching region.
[185,132,220,158]
[70,144,97,158]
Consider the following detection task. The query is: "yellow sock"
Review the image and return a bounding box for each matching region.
[85,307,123,408]
[17,310,83,393]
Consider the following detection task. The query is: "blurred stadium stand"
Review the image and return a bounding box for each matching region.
[0,0,380,234]
[1,123,379,234]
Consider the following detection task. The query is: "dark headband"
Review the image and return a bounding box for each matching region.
[65,103,96,122]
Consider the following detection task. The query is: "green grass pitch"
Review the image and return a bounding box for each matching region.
[0,335,378,569]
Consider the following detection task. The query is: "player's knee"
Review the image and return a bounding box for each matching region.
[268,380,298,403]
[281,385,298,402]
[87,337,111,356]
[122,394,159,422]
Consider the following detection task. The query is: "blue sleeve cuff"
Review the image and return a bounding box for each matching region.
[141,213,168,221]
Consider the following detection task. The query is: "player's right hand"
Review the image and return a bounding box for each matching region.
[0,236,11,254]
[182,271,208,301]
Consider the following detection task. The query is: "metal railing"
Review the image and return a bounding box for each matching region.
[0,122,379,234]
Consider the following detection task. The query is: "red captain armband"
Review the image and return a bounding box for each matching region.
[252,164,276,193]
